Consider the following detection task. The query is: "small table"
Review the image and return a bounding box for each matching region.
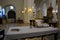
[4,26,60,40]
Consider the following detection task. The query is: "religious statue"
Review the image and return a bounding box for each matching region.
[47,3,53,26]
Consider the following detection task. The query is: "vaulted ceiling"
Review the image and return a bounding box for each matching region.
[34,0,49,8]
[34,0,43,7]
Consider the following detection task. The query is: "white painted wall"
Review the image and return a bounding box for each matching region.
[0,0,24,20]
[0,0,35,23]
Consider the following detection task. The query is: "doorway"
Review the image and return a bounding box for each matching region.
[5,5,16,23]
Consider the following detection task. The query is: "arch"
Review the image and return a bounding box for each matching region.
[4,4,15,9]
[4,4,16,18]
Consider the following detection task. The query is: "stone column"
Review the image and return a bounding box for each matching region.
[58,0,60,28]
[24,0,34,23]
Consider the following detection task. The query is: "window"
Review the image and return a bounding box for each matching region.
[10,6,14,10]
[2,8,5,16]
[0,6,2,18]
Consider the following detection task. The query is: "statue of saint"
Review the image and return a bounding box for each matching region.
[47,3,53,25]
